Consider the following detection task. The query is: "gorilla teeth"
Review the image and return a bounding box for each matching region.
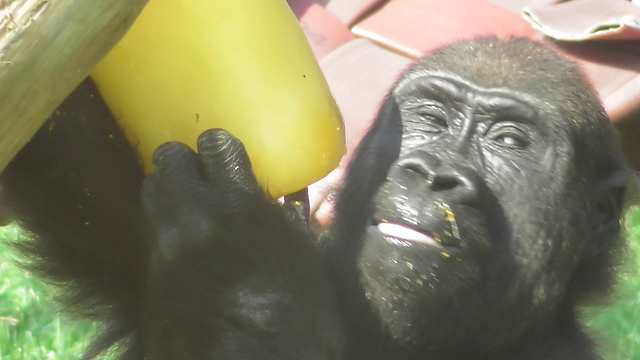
[377,223,439,246]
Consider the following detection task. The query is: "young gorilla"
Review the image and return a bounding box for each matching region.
[0,38,630,359]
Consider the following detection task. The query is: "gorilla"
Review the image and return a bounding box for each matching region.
[0,38,631,359]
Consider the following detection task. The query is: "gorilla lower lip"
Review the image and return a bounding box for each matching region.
[377,222,439,246]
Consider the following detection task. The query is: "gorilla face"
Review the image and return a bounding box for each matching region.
[347,62,623,350]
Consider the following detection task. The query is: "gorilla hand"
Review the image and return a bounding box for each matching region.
[143,129,265,251]
[140,129,340,360]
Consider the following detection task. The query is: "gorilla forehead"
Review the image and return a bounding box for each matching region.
[394,74,541,126]
[406,38,585,99]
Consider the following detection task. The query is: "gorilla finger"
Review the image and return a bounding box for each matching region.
[151,141,200,178]
[197,129,262,199]
[150,141,212,198]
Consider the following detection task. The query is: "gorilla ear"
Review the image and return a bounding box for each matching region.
[589,170,628,255]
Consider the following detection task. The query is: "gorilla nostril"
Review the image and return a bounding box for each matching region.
[428,175,461,192]
[398,151,440,178]
[404,162,431,177]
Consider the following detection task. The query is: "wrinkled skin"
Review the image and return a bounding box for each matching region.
[0,38,630,359]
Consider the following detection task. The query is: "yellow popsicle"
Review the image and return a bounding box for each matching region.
[92,0,345,198]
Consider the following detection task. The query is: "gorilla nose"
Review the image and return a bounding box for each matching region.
[396,151,484,206]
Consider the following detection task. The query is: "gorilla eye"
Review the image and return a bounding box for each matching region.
[496,134,525,147]
[417,113,448,133]
[488,126,530,149]
[402,101,448,133]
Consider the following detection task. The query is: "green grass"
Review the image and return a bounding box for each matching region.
[586,206,640,359]
[1,209,640,359]
[0,226,98,360]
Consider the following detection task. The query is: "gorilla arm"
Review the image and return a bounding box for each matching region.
[0,78,149,358]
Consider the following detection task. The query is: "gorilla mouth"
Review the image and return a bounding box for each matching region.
[371,194,465,248]
[374,221,441,247]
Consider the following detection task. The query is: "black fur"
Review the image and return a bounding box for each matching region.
[1,78,147,358]
[1,38,630,359]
